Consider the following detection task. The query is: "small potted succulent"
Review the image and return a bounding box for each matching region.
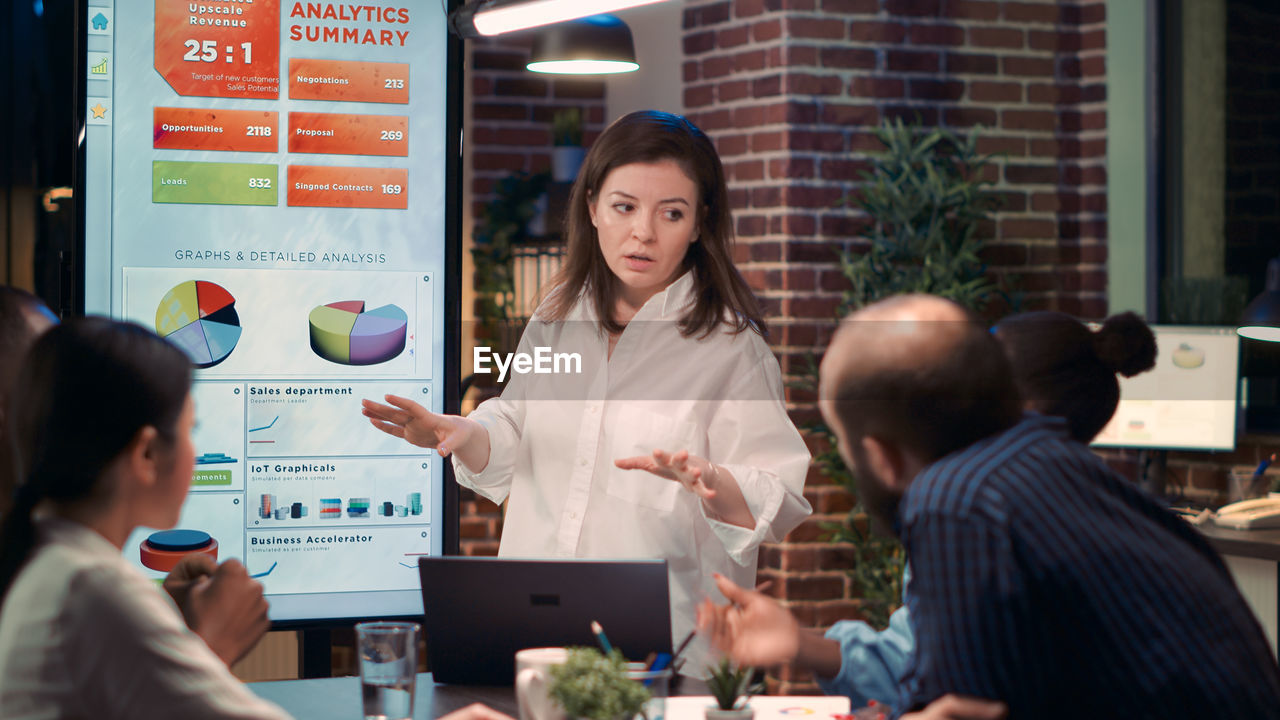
[551,107,586,182]
[549,647,651,720]
[704,657,758,720]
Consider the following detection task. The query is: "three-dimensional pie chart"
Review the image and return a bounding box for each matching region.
[155,281,242,368]
[308,300,408,365]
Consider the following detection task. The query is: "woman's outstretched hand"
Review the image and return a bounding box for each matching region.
[614,448,718,500]
[362,394,490,471]
[615,449,755,528]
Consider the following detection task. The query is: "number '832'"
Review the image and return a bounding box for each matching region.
[248,178,272,189]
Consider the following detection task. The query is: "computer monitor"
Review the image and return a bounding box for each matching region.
[76,0,463,625]
[1092,325,1241,452]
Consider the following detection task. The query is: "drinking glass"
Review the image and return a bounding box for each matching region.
[356,621,419,720]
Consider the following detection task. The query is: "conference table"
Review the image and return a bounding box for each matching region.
[249,673,518,719]
[249,673,849,720]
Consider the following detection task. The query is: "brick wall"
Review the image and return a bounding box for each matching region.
[468,36,607,221]
[1101,438,1279,507]
[679,0,1108,691]
[461,36,608,555]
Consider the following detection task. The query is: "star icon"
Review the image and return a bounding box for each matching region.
[90,103,107,119]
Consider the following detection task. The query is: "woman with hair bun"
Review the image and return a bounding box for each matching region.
[993,310,1157,442]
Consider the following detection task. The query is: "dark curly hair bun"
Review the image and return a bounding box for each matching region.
[1094,311,1157,378]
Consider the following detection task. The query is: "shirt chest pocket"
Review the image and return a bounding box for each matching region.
[606,406,706,513]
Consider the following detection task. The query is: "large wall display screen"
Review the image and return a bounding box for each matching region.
[81,0,453,623]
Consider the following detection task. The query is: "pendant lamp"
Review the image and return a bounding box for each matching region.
[526,15,638,75]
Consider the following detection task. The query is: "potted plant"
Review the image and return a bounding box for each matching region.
[549,647,651,720]
[551,107,586,182]
[703,657,758,720]
[804,118,1011,628]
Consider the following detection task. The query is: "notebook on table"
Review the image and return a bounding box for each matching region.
[418,556,672,685]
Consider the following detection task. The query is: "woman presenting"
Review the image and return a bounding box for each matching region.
[363,110,812,673]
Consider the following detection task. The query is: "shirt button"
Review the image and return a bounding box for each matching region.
[588,405,598,414]
[579,458,588,467]
[569,511,578,519]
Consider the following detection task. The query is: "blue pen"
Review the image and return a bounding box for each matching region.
[641,652,672,687]
[1254,453,1277,477]
[590,620,614,655]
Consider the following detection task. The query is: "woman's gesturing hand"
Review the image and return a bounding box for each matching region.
[614,448,718,500]
[362,394,491,472]
[363,394,466,454]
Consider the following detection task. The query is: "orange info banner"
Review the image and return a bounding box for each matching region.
[289,112,408,157]
[154,108,278,152]
[288,59,409,104]
[287,166,407,209]
[155,0,280,99]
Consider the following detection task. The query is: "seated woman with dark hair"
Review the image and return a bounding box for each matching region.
[0,318,517,720]
[992,310,1157,443]
[0,317,289,719]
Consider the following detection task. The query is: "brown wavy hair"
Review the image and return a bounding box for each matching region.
[539,110,764,338]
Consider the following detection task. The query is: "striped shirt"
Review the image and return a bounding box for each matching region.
[897,414,1280,718]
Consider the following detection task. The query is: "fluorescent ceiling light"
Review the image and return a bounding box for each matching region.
[527,59,638,74]
[454,0,667,37]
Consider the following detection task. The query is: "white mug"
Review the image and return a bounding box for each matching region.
[515,647,569,720]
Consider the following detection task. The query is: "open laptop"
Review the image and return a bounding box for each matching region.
[419,556,672,685]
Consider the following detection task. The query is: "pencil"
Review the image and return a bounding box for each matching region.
[590,620,614,655]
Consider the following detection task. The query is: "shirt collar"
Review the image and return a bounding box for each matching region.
[570,270,696,324]
[36,516,121,559]
[656,270,696,319]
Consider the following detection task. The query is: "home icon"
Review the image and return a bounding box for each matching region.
[91,12,109,30]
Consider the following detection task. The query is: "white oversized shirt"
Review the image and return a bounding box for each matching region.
[455,272,812,673]
[0,517,291,720]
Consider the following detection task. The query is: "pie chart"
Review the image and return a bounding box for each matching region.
[155,280,242,368]
[308,300,407,365]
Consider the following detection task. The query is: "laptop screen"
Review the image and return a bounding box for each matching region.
[419,557,672,685]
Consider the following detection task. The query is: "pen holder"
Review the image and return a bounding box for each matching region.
[1228,470,1269,504]
[626,664,671,720]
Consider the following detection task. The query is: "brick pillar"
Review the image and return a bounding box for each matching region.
[682,0,1109,692]
[462,36,608,556]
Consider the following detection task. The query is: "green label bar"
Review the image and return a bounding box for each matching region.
[153,160,277,206]
[193,469,233,486]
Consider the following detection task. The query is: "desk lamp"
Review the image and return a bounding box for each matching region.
[1239,256,1280,342]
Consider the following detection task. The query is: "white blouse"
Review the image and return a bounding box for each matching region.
[455,272,812,673]
[0,518,291,720]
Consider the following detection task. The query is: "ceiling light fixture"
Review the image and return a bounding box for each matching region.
[1238,256,1280,343]
[527,15,638,75]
